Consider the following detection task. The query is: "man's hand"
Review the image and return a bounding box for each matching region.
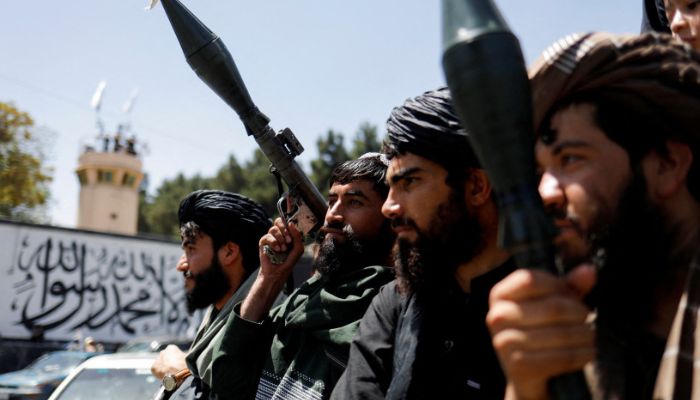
[240,218,304,322]
[258,217,305,281]
[486,265,597,400]
[151,345,188,380]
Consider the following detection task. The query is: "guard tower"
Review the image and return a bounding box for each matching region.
[75,134,143,235]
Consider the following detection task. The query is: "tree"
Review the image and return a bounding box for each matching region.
[139,172,212,238]
[0,102,52,222]
[238,149,280,216]
[211,154,247,194]
[137,121,380,237]
[310,129,349,189]
[137,151,281,238]
[349,122,382,159]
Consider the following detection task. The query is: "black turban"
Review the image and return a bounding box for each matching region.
[384,87,480,170]
[641,0,670,34]
[178,190,271,273]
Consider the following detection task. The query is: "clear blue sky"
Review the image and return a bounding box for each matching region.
[1,0,642,227]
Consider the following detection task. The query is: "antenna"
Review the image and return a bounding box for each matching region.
[90,80,107,135]
[119,87,140,135]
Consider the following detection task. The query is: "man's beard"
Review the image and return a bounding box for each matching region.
[185,254,231,315]
[587,169,679,327]
[312,222,393,278]
[584,168,683,397]
[393,190,482,295]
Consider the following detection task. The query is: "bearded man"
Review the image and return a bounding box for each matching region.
[332,88,514,399]
[210,154,395,400]
[487,32,700,399]
[151,190,271,399]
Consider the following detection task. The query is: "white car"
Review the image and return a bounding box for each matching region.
[48,353,160,400]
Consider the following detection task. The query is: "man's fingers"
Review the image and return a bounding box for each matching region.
[286,223,304,253]
[490,269,568,303]
[492,324,594,354]
[500,346,595,381]
[273,217,285,229]
[487,296,591,331]
[273,218,292,244]
[499,345,595,399]
[566,263,597,298]
[259,227,288,252]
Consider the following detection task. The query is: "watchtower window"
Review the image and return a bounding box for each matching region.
[77,170,88,185]
[97,169,113,183]
[122,173,136,187]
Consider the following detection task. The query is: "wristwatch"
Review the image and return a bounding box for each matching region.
[162,368,192,392]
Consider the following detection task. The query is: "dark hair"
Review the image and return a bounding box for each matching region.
[178,190,271,277]
[329,153,390,199]
[384,87,479,189]
[545,92,699,200]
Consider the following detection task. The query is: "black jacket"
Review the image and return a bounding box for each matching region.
[332,260,515,400]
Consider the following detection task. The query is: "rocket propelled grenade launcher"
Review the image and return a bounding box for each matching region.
[441,0,590,398]
[160,0,327,263]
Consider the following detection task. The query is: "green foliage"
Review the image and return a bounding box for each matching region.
[139,172,212,239]
[213,155,247,193]
[0,102,52,222]
[349,122,382,159]
[137,151,279,239]
[237,149,279,215]
[138,121,382,238]
[310,129,349,190]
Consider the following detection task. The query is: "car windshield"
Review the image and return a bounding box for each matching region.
[116,342,154,353]
[27,353,88,374]
[54,367,159,399]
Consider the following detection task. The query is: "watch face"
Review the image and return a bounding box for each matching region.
[163,375,177,391]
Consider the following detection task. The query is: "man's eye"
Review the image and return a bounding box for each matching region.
[688,1,699,11]
[349,199,363,207]
[561,154,583,166]
[402,177,417,188]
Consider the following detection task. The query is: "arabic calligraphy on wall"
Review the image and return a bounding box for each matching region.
[0,222,189,342]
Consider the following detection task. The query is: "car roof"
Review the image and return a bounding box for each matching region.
[77,353,157,369]
[48,353,159,400]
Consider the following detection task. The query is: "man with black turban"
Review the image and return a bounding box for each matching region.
[487,32,700,399]
[209,155,395,400]
[152,190,271,399]
[332,88,515,399]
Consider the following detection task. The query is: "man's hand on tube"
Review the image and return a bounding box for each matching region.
[486,265,597,400]
[241,217,304,322]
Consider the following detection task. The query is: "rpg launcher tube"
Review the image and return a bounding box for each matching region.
[160,0,327,224]
[441,1,590,399]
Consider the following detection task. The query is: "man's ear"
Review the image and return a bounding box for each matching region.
[218,241,241,267]
[465,168,493,207]
[643,140,693,200]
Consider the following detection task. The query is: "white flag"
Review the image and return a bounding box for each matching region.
[145,0,160,11]
[90,81,107,110]
[122,88,140,114]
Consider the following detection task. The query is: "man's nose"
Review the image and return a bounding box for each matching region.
[325,201,345,225]
[538,172,565,211]
[670,10,689,35]
[381,189,402,220]
[176,255,188,272]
